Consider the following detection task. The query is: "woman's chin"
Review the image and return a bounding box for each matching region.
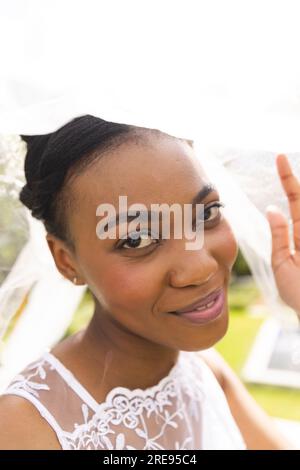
[169,304,229,352]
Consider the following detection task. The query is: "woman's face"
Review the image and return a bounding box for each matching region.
[63,135,238,351]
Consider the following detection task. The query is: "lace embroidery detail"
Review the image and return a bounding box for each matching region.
[63,362,203,450]
[3,351,245,450]
[5,358,52,398]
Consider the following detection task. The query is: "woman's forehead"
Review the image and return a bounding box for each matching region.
[72,137,208,208]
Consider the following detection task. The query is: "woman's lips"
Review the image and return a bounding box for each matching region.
[170,288,225,324]
[174,287,223,314]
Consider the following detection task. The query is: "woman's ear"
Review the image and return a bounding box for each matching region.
[45,233,82,283]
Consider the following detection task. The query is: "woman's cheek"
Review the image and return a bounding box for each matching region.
[99,262,159,312]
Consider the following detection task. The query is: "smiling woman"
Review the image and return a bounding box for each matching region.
[0,115,293,450]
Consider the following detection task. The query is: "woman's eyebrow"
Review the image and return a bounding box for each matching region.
[191,183,218,205]
[103,210,156,230]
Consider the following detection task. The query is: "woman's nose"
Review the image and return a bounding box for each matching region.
[168,248,219,288]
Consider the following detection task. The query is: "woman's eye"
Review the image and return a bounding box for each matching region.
[196,201,225,226]
[119,231,159,250]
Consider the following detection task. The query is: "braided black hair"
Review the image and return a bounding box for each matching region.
[19,115,149,249]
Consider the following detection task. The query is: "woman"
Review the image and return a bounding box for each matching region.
[0,116,298,450]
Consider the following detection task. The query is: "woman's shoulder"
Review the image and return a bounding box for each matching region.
[0,394,61,449]
[0,348,79,450]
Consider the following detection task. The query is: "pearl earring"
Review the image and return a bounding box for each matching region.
[73,276,77,285]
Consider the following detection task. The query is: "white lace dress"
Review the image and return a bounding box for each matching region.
[2,349,246,450]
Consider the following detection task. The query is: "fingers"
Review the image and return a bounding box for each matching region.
[266,205,291,271]
[276,154,300,251]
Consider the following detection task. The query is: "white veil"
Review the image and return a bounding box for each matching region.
[0,0,300,390]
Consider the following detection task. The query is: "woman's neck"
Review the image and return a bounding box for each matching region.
[82,311,180,391]
[52,308,179,401]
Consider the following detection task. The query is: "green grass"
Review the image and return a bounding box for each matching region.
[215,309,264,372]
[67,278,300,421]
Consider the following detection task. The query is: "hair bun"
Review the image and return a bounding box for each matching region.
[21,133,53,182]
[20,135,36,145]
[19,183,34,211]
[21,133,53,152]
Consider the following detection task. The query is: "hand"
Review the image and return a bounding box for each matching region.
[266,154,300,317]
